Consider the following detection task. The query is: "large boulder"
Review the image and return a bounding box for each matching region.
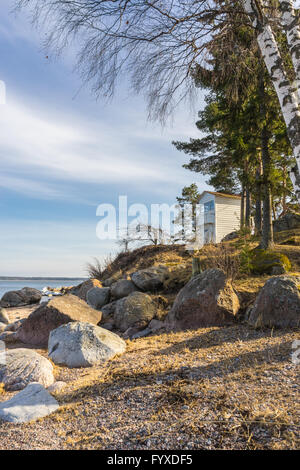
[71,279,102,301]
[166,268,240,330]
[250,249,291,275]
[247,276,300,328]
[48,322,126,368]
[0,348,55,391]
[0,287,42,308]
[86,287,110,309]
[111,279,138,300]
[114,292,156,332]
[16,294,102,347]
[0,383,59,424]
[273,213,300,232]
[131,266,169,292]
[0,308,9,324]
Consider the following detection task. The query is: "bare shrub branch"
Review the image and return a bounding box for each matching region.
[15,0,249,122]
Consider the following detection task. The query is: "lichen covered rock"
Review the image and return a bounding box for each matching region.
[247,276,300,329]
[165,268,240,330]
[16,294,102,347]
[250,249,291,275]
[114,292,156,332]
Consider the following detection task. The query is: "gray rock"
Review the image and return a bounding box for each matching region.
[4,319,25,332]
[16,294,102,347]
[0,348,55,391]
[148,319,165,332]
[111,279,138,299]
[0,309,9,324]
[0,383,59,423]
[247,276,300,328]
[131,327,152,339]
[47,381,67,394]
[271,265,286,275]
[101,320,115,331]
[0,331,18,344]
[0,287,42,308]
[86,287,110,309]
[165,268,240,330]
[221,231,239,242]
[273,213,300,232]
[0,323,6,334]
[100,301,118,321]
[123,326,143,339]
[48,321,126,368]
[71,279,102,300]
[131,266,169,292]
[114,292,156,332]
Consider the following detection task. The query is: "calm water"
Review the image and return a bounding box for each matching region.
[0,279,86,299]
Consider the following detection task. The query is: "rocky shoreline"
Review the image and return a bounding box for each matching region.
[0,236,299,448]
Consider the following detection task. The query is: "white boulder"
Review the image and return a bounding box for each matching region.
[0,348,55,391]
[48,321,126,368]
[0,383,59,423]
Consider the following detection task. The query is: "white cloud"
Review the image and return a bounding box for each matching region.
[0,95,203,200]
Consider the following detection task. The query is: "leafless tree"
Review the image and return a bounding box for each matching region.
[15,0,245,122]
[15,1,300,198]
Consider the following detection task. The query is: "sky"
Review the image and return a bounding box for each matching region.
[0,0,210,277]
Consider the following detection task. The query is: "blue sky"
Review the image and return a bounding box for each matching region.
[0,0,210,277]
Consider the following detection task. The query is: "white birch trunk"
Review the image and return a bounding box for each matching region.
[279,0,300,103]
[243,0,300,201]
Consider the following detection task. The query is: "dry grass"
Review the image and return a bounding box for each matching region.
[101,244,191,280]
[0,325,299,450]
[198,243,241,280]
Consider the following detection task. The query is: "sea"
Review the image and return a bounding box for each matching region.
[0,278,86,299]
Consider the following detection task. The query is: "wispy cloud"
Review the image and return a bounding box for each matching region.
[0,96,202,200]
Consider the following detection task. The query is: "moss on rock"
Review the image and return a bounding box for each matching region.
[250,249,291,275]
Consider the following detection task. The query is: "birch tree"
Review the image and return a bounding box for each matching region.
[242,0,300,200]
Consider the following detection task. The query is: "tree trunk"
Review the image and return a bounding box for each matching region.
[240,185,246,229]
[255,157,262,235]
[259,71,274,250]
[192,257,202,277]
[245,187,251,228]
[243,0,300,201]
[279,0,300,102]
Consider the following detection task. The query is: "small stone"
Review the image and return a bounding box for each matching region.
[47,381,67,394]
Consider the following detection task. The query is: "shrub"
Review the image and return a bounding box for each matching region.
[199,243,240,281]
[86,255,114,281]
